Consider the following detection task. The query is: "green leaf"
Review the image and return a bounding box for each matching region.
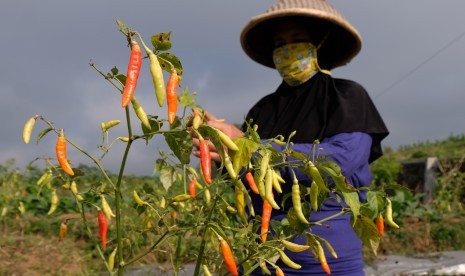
[142,116,162,144]
[163,130,192,165]
[280,218,292,235]
[318,162,357,193]
[319,237,338,259]
[178,87,196,107]
[359,204,376,218]
[155,159,182,192]
[289,150,307,161]
[287,206,310,234]
[116,19,130,35]
[319,160,342,176]
[342,191,361,225]
[115,74,126,86]
[158,52,183,83]
[366,191,379,215]
[110,66,119,76]
[230,137,260,174]
[385,183,412,194]
[352,214,380,256]
[151,32,172,51]
[304,232,320,258]
[335,176,358,193]
[36,128,53,144]
[366,190,385,217]
[169,117,182,130]
[269,219,282,238]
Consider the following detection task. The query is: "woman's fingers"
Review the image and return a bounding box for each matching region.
[191,110,241,163]
[202,110,217,122]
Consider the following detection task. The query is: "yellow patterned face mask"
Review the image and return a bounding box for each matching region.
[272,42,329,86]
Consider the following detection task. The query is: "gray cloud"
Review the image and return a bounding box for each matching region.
[2,0,465,175]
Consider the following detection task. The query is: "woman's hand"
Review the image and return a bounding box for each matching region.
[191,110,243,162]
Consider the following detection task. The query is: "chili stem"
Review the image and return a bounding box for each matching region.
[41,118,116,189]
[311,209,351,226]
[193,195,219,276]
[174,233,183,275]
[116,130,133,276]
[122,231,172,267]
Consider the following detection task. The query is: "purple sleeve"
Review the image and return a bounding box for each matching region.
[269,132,373,191]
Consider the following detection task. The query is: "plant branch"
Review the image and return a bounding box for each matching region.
[193,195,219,276]
[122,230,173,267]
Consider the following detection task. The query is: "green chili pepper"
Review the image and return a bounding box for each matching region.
[309,180,318,211]
[291,170,309,224]
[385,197,399,228]
[138,35,165,107]
[22,115,39,144]
[131,97,151,130]
[305,161,329,193]
[47,189,59,215]
[281,239,310,252]
[215,127,239,151]
[172,194,192,202]
[278,249,302,269]
[265,168,280,210]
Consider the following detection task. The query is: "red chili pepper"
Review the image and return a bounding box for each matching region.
[376,213,385,237]
[122,39,142,108]
[98,210,108,248]
[166,69,179,124]
[199,138,212,184]
[56,129,74,176]
[245,172,259,194]
[261,196,272,243]
[219,238,238,276]
[188,179,197,198]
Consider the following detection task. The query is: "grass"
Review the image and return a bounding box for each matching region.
[363,212,465,266]
[3,211,465,275]
[0,216,102,276]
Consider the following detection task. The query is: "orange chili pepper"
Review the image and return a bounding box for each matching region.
[166,69,179,124]
[261,196,272,243]
[219,237,238,276]
[188,179,197,198]
[59,221,68,241]
[245,172,259,194]
[276,266,285,276]
[376,213,385,237]
[56,129,74,176]
[199,138,212,184]
[122,39,142,108]
[98,210,108,248]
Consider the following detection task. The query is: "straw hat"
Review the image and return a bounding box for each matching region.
[240,0,362,69]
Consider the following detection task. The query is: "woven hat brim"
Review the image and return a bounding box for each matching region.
[240,8,362,69]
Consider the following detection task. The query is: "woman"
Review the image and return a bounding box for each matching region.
[193,0,389,275]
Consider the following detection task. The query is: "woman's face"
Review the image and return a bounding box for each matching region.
[273,21,312,48]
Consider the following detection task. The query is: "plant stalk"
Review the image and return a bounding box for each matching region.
[193,195,219,276]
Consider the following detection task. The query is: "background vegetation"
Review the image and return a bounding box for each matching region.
[2,138,464,275]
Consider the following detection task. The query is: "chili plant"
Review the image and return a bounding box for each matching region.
[22,19,400,276]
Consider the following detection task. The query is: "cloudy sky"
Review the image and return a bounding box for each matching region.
[2,0,465,175]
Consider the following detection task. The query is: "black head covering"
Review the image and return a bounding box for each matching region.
[243,72,389,163]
